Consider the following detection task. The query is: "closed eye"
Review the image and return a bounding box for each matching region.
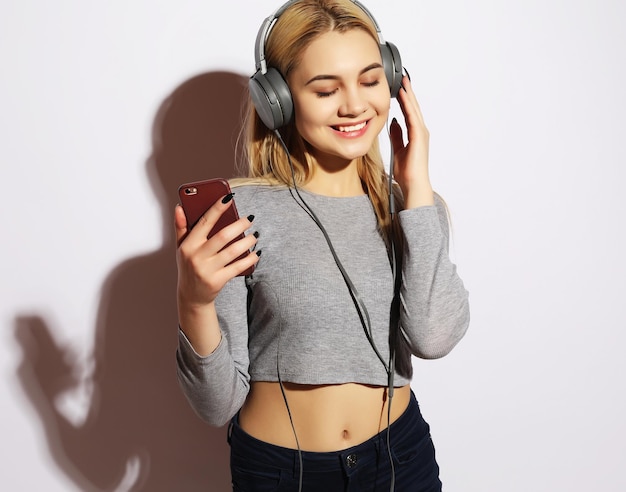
[316,89,338,98]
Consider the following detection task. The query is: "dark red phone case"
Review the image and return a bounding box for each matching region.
[178,178,254,276]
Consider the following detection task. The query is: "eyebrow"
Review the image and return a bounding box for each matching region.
[304,63,384,86]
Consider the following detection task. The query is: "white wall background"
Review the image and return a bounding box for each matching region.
[2,0,625,490]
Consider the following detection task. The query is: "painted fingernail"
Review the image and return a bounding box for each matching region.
[222,193,235,204]
[253,231,260,238]
[247,214,255,222]
[256,250,262,257]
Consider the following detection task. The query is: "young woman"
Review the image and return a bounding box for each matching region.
[175,1,469,490]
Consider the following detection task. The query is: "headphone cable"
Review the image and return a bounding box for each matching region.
[274,130,391,373]
[273,128,399,492]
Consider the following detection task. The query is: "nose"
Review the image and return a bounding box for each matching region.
[339,86,366,118]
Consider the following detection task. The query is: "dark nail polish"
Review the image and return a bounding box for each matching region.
[247,214,255,222]
[256,250,262,257]
[253,231,259,238]
[222,192,235,204]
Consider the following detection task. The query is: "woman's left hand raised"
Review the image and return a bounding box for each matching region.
[389,75,435,208]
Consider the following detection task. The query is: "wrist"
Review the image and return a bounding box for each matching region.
[401,182,434,209]
[177,302,222,357]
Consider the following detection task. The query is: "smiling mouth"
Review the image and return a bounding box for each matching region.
[332,120,368,133]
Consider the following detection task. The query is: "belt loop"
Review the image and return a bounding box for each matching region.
[292,450,300,479]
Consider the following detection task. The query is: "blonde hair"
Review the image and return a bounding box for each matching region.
[237,0,404,248]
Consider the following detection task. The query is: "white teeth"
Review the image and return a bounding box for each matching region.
[336,121,367,132]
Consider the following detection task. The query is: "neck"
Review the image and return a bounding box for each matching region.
[303,157,365,197]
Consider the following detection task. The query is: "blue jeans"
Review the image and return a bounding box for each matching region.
[228,391,442,491]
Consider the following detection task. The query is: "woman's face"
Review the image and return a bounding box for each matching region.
[287,28,391,168]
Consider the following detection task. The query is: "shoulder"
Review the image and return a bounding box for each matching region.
[228,179,288,198]
[227,180,290,215]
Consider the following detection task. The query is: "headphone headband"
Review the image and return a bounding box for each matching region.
[253,0,385,74]
[249,0,403,130]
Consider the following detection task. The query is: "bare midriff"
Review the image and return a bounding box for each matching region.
[238,382,411,452]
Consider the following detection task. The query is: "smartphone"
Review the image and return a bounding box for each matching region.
[178,178,254,276]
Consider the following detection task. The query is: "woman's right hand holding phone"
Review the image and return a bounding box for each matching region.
[174,194,259,356]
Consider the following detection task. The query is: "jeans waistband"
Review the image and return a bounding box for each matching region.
[228,390,422,474]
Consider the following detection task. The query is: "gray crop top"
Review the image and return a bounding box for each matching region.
[176,184,470,426]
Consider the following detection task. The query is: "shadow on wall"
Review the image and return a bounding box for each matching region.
[14,71,250,491]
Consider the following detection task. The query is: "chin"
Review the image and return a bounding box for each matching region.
[341,149,371,161]
[338,140,378,160]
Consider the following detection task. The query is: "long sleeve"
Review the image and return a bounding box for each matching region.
[398,196,470,359]
[175,275,251,427]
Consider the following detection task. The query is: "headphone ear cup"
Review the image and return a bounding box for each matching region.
[249,67,294,130]
[380,41,403,98]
